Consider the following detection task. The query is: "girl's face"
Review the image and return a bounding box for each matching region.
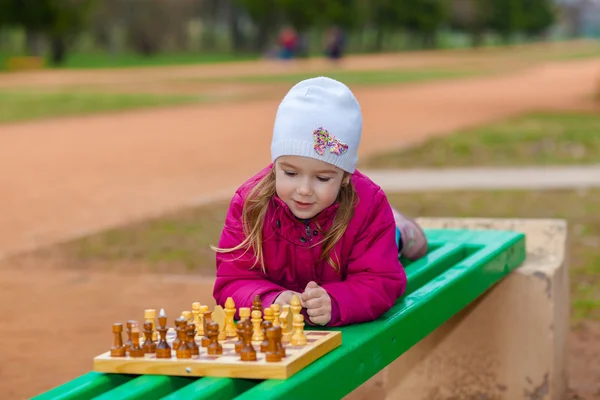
[274,156,349,220]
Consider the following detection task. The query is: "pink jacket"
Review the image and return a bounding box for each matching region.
[213,165,406,326]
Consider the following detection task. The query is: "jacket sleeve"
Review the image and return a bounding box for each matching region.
[321,189,407,326]
[212,192,286,311]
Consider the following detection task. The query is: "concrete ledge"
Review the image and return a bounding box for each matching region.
[347,218,569,400]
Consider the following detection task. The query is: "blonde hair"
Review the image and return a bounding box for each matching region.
[212,167,357,272]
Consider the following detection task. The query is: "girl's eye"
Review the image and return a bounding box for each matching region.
[284,171,297,177]
[317,176,331,182]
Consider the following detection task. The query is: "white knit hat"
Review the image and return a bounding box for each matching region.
[271,76,362,173]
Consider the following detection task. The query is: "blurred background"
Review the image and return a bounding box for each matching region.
[0,0,597,68]
[1,1,599,400]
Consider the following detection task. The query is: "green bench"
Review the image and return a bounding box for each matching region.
[34,228,526,400]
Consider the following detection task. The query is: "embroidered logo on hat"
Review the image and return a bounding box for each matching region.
[313,127,349,156]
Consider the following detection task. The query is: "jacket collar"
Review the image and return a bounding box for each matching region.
[271,195,340,227]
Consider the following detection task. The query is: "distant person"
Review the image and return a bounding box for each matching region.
[278,27,298,60]
[212,77,428,327]
[324,26,346,62]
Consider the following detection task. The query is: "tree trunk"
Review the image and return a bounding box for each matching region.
[25,29,44,57]
[228,1,244,52]
[49,36,67,65]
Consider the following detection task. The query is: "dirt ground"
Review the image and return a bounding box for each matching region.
[1,52,600,399]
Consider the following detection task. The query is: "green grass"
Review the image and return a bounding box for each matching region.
[0,91,209,123]
[193,68,477,86]
[362,112,600,169]
[0,52,259,71]
[26,188,600,322]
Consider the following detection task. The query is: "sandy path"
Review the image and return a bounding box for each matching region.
[1,58,599,259]
[1,56,600,399]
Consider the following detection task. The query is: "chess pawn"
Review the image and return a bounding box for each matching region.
[260,320,273,353]
[144,309,158,342]
[192,302,202,336]
[263,307,274,324]
[181,310,192,322]
[238,307,251,322]
[198,305,209,336]
[201,311,212,347]
[206,322,223,355]
[270,304,281,327]
[290,295,302,317]
[234,320,245,353]
[156,309,171,359]
[224,297,237,338]
[172,317,188,350]
[175,322,192,359]
[265,326,284,362]
[252,295,262,314]
[110,323,126,357]
[291,314,307,346]
[142,321,157,354]
[186,322,199,356]
[240,322,256,362]
[251,310,264,342]
[125,320,136,351]
[129,323,145,357]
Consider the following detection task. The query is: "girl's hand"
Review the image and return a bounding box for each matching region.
[273,290,303,306]
[301,281,332,325]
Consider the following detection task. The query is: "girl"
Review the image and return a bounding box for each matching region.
[212,77,427,327]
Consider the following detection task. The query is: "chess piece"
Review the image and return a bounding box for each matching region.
[192,302,202,336]
[234,319,245,353]
[212,305,227,340]
[128,323,145,357]
[279,305,293,342]
[172,317,188,350]
[198,305,209,336]
[265,326,284,362]
[206,322,222,355]
[271,304,281,327]
[290,295,302,317]
[110,323,126,357]
[155,309,172,359]
[144,309,158,342]
[252,295,262,314]
[181,310,192,322]
[186,321,199,356]
[125,320,135,351]
[291,314,307,346]
[240,322,256,361]
[224,297,237,338]
[260,320,273,353]
[176,320,192,359]
[201,310,212,347]
[142,321,157,354]
[238,307,251,322]
[264,307,274,324]
[251,310,264,342]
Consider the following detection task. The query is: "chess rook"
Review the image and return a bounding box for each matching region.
[110,323,126,357]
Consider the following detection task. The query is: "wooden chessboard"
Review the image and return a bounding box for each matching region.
[93,328,342,380]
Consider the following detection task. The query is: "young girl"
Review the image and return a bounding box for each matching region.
[213,77,427,327]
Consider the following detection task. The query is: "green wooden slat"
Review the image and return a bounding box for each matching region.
[160,377,257,400]
[232,229,525,400]
[92,376,194,400]
[31,372,134,400]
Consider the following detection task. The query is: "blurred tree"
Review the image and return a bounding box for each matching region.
[369,0,407,51]
[0,0,96,63]
[521,0,555,38]
[236,0,280,52]
[450,0,491,47]
[487,0,524,43]
[404,0,448,48]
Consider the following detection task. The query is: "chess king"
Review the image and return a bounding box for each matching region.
[212,76,428,326]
